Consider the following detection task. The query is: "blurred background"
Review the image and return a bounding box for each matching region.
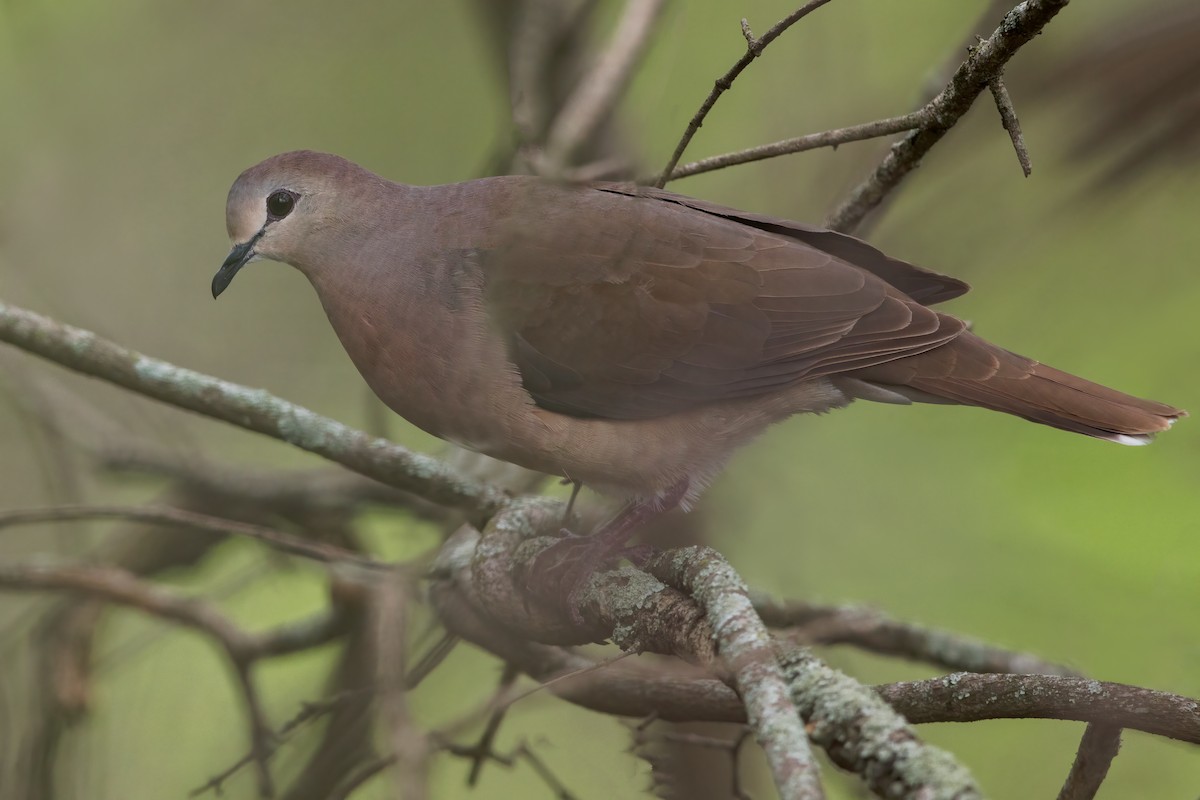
[0,0,1197,797]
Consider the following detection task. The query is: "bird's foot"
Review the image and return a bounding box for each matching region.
[524,481,688,627]
[528,530,627,626]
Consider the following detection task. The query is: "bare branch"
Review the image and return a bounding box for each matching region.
[465,663,521,786]
[441,738,579,799]
[0,562,278,795]
[191,691,367,798]
[825,0,1069,233]
[100,447,455,524]
[370,571,430,800]
[755,597,1080,676]
[642,547,826,799]
[654,0,838,187]
[653,110,927,183]
[0,300,508,519]
[880,673,1200,745]
[988,72,1032,176]
[1057,723,1121,800]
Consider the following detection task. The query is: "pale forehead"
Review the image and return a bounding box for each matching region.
[225,178,269,243]
[224,152,330,241]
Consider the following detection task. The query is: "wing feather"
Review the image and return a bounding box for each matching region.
[482,179,962,420]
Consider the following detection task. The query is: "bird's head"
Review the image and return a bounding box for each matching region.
[213,150,361,298]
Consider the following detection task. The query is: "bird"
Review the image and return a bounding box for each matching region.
[214,150,1184,589]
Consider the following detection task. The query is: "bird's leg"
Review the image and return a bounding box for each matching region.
[561,477,584,526]
[530,480,689,624]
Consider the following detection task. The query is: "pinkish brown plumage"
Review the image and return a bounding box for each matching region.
[216,150,1184,512]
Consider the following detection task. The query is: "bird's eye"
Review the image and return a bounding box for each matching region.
[266,190,295,219]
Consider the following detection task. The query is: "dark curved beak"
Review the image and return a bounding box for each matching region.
[212,232,261,298]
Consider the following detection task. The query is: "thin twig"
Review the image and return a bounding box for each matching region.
[652,110,928,183]
[654,0,839,187]
[230,659,275,798]
[441,739,579,799]
[989,72,1032,176]
[328,754,396,800]
[755,597,1081,676]
[100,446,454,524]
[190,690,369,798]
[542,0,668,172]
[0,504,379,568]
[467,663,521,786]
[0,562,277,796]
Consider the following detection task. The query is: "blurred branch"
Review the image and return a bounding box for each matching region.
[463,663,520,786]
[370,571,430,800]
[192,690,369,798]
[0,504,378,568]
[0,561,347,797]
[1031,0,1200,185]
[0,300,508,519]
[540,0,667,172]
[754,596,1081,676]
[440,738,578,799]
[100,446,455,525]
[1057,723,1121,800]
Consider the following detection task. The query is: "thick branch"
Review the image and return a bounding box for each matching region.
[880,673,1200,745]
[434,508,982,799]
[434,588,1200,750]
[0,300,507,519]
[644,547,825,799]
[777,646,980,800]
[1057,723,1120,800]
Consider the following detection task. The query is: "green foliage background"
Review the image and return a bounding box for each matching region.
[0,1,1196,797]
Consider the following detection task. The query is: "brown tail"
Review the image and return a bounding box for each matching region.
[850,331,1185,444]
